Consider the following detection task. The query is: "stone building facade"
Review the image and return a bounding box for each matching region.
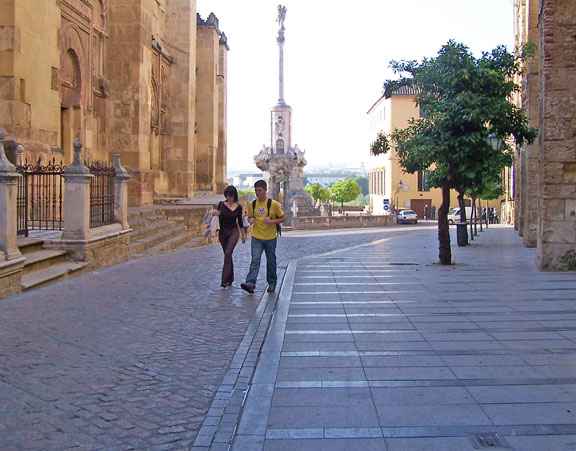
[0,0,227,206]
[514,0,576,270]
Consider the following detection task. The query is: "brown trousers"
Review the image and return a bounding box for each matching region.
[219,227,239,285]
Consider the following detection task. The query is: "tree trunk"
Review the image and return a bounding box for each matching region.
[471,198,474,235]
[479,198,483,232]
[457,191,468,244]
[438,183,452,265]
[473,198,478,236]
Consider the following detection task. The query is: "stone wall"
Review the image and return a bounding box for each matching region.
[292,215,396,230]
[0,0,61,160]
[0,0,227,207]
[0,258,24,299]
[536,0,576,270]
[164,206,212,235]
[196,14,228,194]
[163,0,197,199]
[515,0,540,247]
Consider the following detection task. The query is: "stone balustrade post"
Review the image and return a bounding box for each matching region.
[16,144,24,165]
[113,154,131,229]
[0,127,22,262]
[61,139,93,241]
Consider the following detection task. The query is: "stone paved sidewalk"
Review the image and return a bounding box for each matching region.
[0,225,413,449]
[223,225,576,451]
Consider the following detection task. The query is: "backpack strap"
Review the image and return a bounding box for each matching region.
[267,198,282,237]
[253,198,273,217]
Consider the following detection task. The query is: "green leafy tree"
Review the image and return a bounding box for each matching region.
[371,41,537,265]
[305,182,330,203]
[467,179,504,232]
[331,179,361,206]
[353,176,369,196]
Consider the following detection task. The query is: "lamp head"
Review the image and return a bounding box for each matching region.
[487,133,501,151]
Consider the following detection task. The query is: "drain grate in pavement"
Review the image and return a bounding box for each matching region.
[470,433,510,449]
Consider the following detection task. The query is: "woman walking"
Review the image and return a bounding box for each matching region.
[211,186,246,288]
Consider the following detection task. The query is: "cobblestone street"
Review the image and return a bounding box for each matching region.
[0,225,415,449]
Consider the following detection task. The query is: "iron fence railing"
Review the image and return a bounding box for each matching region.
[15,157,117,234]
[16,159,65,237]
[86,161,116,228]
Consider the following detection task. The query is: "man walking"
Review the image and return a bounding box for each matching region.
[241,180,285,294]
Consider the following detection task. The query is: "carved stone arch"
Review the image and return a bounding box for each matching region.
[96,0,108,33]
[160,67,168,131]
[150,78,160,133]
[59,23,87,108]
[61,49,82,107]
[93,0,108,80]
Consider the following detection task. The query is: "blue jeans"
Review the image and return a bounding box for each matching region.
[246,237,277,287]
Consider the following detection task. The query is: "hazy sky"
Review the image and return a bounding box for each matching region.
[196,0,516,172]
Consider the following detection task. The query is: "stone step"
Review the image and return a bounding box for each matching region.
[177,236,209,250]
[132,230,205,257]
[127,214,167,230]
[17,238,46,255]
[21,261,89,291]
[22,249,69,275]
[127,208,165,221]
[129,224,189,255]
[130,219,180,242]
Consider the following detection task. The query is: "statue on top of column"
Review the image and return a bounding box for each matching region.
[277,5,287,31]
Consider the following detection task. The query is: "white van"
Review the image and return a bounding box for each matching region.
[447,207,479,224]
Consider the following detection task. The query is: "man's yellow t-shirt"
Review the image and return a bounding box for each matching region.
[248,198,284,240]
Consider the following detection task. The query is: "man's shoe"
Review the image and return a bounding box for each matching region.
[241,283,254,294]
[267,284,275,293]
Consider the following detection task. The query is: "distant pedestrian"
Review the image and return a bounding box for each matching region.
[424,204,429,220]
[241,180,285,294]
[211,186,246,288]
[431,205,436,220]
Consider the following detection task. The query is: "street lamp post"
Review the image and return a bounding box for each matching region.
[396,179,403,213]
[486,133,503,228]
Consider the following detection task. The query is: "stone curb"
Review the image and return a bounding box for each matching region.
[191,265,289,450]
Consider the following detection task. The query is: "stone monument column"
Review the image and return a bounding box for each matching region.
[0,127,22,261]
[62,140,93,241]
[113,154,131,230]
[253,5,317,224]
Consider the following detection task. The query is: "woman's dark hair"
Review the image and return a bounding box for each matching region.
[223,185,238,202]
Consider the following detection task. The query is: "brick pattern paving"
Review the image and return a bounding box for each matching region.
[0,226,408,449]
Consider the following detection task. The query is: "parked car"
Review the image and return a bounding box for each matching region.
[447,206,477,224]
[397,210,418,224]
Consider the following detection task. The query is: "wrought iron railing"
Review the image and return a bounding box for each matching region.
[86,161,116,228]
[16,159,65,237]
